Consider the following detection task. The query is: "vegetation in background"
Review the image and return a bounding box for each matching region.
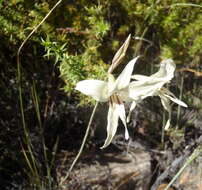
[0,0,202,189]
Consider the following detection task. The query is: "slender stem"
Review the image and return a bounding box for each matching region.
[17,0,63,57]
[16,0,63,186]
[176,76,184,129]
[17,0,63,138]
[60,102,99,184]
[170,3,202,9]
[164,145,202,190]
[161,112,165,144]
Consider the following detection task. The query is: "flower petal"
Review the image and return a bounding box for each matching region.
[164,94,187,107]
[152,59,176,80]
[107,74,116,92]
[131,74,150,81]
[129,60,176,101]
[131,59,175,85]
[161,88,188,107]
[113,56,140,91]
[75,80,108,102]
[127,101,137,123]
[164,59,176,80]
[164,118,171,130]
[158,94,172,130]
[116,104,129,139]
[129,80,165,101]
[159,93,171,112]
[100,104,119,149]
[132,74,169,83]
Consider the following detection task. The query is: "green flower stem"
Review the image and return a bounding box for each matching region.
[170,3,202,9]
[16,0,62,186]
[161,111,166,144]
[176,76,184,129]
[164,145,202,190]
[17,0,63,142]
[61,101,99,184]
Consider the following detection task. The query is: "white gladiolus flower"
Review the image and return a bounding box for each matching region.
[76,34,141,149]
[76,56,139,148]
[128,59,187,130]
